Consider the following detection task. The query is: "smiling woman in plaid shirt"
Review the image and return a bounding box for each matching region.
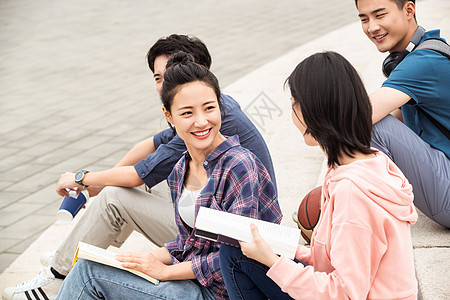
[56,52,282,300]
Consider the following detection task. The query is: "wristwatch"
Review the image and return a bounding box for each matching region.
[74,170,90,187]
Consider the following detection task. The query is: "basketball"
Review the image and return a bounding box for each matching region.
[292,186,322,244]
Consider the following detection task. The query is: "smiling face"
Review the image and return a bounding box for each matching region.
[357,0,416,53]
[163,81,224,158]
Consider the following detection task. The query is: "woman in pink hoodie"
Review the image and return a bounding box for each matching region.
[219,51,418,299]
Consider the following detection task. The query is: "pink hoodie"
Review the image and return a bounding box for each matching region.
[267,152,418,299]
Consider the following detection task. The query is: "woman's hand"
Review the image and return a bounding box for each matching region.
[116,251,170,281]
[239,223,279,268]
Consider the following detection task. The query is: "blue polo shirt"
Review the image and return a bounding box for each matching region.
[134,94,277,191]
[382,30,450,158]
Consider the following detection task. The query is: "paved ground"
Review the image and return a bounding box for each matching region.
[0,0,357,273]
[1,0,449,299]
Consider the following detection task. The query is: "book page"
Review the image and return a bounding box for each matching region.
[78,242,119,263]
[74,242,159,285]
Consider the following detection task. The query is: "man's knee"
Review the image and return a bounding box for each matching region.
[372,114,398,140]
[371,114,409,160]
[94,186,132,208]
[98,185,127,198]
[434,209,450,229]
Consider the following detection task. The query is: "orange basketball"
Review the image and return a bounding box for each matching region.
[293,186,322,244]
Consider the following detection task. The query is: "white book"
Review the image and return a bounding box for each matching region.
[194,207,300,259]
[73,242,159,285]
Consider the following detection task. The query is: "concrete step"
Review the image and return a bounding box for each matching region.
[1,1,449,299]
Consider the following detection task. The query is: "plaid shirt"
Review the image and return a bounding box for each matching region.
[164,135,282,299]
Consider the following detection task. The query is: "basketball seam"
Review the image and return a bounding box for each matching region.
[305,193,313,229]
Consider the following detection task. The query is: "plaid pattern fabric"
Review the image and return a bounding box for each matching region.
[165,135,282,299]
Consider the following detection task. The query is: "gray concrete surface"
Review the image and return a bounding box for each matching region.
[222,3,450,297]
[0,0,356,273]
[0,0,449,299]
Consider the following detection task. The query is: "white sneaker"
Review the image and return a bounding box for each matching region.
[2,266,62,300]
[39,252,55,267]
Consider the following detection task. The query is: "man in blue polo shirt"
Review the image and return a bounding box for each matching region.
[2,35,277,300]
[356,0,449,227]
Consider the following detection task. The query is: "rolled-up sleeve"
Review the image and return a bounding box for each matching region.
[164,236,185,266]
[189,155,280,287]
[164,239,179,256]
[134,131,187,188]
[191,250,222,287]
[153,128,176,149]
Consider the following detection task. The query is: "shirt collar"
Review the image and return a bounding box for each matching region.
[205,134,240,163]
[181,135,240,167]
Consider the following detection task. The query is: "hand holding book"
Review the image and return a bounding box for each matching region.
[116,251,169,281]
[240,223,280,268]
[194,207,300,259]
[116,247,197,282]
[73,242,160,285]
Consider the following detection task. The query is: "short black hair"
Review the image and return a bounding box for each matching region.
[161,51,221,113]
[286,51,375,167]
[355,0,415,9]
[147,34,212,72]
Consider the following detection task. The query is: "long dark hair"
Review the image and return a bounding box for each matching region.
[161,51,221,113]
[286,51,375,167]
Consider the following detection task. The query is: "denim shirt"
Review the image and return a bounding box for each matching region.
[164,135,282,299]
[134,94,277,189]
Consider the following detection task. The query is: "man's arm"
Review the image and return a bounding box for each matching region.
[84,138,156,197]
[370,87,411,123]
[115,128,177,168]
[85,128,177,196]
[56,166,143,196]
[115,137,157,168]
[134,133,187,189]
[390,108,404,122]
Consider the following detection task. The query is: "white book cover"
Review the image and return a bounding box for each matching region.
[194,207,300,259]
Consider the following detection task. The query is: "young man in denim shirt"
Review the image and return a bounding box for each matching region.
[3,34,277,300]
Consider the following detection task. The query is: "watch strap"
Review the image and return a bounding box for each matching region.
[75,170,90,187]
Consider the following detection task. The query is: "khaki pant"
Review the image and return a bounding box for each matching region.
[52,184,177,275]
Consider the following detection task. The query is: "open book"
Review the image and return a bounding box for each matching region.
[73,242,159,285]
[194,207,300,259]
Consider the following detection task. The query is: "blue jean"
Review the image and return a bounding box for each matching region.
[371,115,450,228]
[219,245,293,300]
[56,259,216,300]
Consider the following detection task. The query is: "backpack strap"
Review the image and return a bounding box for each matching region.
[411,38,450,140]
[415,106,450,140]
[415,38,450,59]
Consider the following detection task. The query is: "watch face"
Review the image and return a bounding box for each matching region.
[75,171,84,181]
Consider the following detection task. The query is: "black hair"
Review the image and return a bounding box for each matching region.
[355,0,417,20]
[355,0,415,8]
[161,51,221,114]
[286,51,375,167]
[147,34,212,72]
